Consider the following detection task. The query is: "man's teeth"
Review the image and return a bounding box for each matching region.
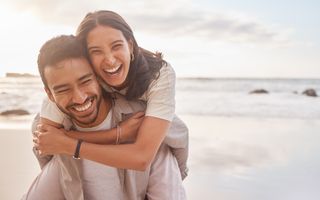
[104,65,121,73]
[74,100,92,112]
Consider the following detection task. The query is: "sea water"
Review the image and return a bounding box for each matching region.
[1,76,319,119]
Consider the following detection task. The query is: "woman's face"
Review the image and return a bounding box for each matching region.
[86,25,133,89]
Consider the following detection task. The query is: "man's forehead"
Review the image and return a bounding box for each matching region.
[45,58,92,73]
[55,57,91,68]
[44,58,94,87]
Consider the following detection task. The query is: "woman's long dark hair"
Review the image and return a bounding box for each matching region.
[76,10,166,100]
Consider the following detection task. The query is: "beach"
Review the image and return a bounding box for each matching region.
[1,77,320,199]
[1,115,320,199]
[182,115,320,200]
[0,115,39,200]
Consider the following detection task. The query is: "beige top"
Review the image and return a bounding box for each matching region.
[100,63,176,122]
[40,98,68,125]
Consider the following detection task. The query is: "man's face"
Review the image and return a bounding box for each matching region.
[44,58,102,127]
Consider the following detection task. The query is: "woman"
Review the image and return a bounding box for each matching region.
[36,10,188,179]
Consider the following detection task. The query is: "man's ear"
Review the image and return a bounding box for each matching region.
[44,87,55,102]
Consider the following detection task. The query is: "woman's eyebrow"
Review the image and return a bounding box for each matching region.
[111,40,124,45]
[88,40,124,51]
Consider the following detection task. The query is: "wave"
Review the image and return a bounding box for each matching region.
[1,77,320,119]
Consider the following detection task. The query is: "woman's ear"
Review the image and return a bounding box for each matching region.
[128,39,134,54]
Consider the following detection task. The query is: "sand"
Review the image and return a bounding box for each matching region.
[0,121,40,199]
[181,115,320,200]
[1,115,320,199]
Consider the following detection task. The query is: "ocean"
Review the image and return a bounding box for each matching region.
[1,76,319,119]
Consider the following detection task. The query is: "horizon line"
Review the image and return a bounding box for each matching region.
[1,72,320,80]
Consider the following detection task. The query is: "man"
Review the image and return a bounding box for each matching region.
[23,35,186,199]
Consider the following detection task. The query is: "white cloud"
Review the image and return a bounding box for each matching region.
[2,0,292,45]
[1,0,317,78]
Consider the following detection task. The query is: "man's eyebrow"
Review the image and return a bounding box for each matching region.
[78,73,94,82]
[52,73,93,91]
[52,84,69,91]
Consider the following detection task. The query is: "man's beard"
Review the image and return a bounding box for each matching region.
[56,95,101,126]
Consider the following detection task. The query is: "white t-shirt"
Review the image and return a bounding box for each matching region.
[73,110,123,200]
[40,102,122,199]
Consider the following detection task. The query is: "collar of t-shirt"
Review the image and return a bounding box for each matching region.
[73,109,113,132]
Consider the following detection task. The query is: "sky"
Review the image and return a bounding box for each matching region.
[0,0,319,78]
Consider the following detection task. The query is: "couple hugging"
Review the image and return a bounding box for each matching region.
[22,10,188,200]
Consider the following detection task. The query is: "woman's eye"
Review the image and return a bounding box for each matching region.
[90,50,101,55]
[113,44,122,50]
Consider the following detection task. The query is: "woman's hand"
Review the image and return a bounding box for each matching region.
[120,111,144,143]
[33,124,76,156]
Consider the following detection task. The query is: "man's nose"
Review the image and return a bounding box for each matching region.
[72,87,87,104]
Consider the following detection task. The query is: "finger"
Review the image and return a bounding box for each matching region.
[38,150,44,156]
[38,150,49,156]
[37,124,48,132]
[45,125,59,133]
[33,130,38,137]
[34,143,40,150]
[32,137,39,143]
[34,130,44,138]
[133,111,145,118]
[33,130,40,137]
[34,144,39,150]
[47,126,65,135]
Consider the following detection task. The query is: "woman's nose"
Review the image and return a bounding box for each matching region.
[103,53,116,66]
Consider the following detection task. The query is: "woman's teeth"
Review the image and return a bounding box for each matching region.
[104,65,121,74]
[74,99,93,112]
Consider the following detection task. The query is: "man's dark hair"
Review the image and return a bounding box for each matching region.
[37,35,88,88]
